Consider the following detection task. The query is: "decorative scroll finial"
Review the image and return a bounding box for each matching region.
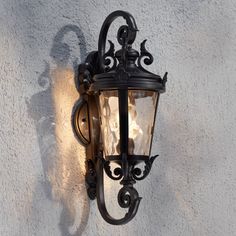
[98,10,138,72]
[137,39,154,73]
[96,156,142,225]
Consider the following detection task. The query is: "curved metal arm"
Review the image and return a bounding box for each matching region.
[96,157,142,225]
[98,10,138,72]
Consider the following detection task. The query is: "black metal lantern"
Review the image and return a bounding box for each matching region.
[72,10,167,225]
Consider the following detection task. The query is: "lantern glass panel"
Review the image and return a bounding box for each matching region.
[128,90,159,155]
[99,90,120,156]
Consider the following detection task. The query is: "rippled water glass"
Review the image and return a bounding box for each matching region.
[99,90,120,156]
[99,90,158,156]
[128,90,158,155]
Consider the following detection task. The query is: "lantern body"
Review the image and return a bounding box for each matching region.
[72,10,168,225]
[99,89,159,158]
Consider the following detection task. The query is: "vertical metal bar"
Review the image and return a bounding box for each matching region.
[148,92,160,157]
[118,89,130,183]
[119,89,128,155]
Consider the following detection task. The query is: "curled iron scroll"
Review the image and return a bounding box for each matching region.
[104,160,123,180]
[103,40,117,72]
[137,39,154,73]
[132,155,158,181]
[98,10,138,72]
[96,156,141,225]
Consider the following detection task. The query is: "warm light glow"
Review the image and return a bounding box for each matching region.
[99,90,158,156]
[128,96,143,155]
[99,91,120,156]
[128,90,158,155]
[50,67,86,198]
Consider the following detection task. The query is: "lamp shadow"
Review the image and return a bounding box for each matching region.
[26,24,90,236]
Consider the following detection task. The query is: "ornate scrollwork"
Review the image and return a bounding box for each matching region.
[95,154,141,225]
[85,159,97,200]
[162,72,168,86]
[103,40,117,72]
[132,155,158,181]
[98,11,138,71]
[137,39,154,73]
[77,51,98,94]
[118,185,140,208]
[104,160,123,180]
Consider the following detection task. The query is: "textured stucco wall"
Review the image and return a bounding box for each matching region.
[1,0,236,235]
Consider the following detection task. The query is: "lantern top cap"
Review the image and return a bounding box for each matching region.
[92,10,167,92]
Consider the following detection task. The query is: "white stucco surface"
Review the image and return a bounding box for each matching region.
[1,0,236,235]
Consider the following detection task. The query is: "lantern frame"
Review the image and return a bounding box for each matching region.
[72,10,167,225]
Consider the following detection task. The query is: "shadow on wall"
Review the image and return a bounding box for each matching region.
[26,24,89,236]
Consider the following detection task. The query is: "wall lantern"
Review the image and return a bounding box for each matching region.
[72,10,167,225]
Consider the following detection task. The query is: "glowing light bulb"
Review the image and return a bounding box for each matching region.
[128,98,143,155]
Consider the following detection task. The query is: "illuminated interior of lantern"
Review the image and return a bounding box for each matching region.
[99,90,158,156]
[128,90,158,155]
[99,91,120,156]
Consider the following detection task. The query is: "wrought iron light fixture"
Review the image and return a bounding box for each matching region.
[72,10,167,225]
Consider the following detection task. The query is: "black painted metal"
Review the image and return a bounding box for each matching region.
[96,155,141,225]
[118,90,128,154]
[72,10,168,225]
[98,10,138,72]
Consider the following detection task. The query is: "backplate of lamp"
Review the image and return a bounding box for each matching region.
[72,10,167,225]
[72,99,90,145]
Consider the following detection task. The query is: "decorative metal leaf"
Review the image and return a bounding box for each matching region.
[162,72,168,86]
[137,39,154,73]
[104,160,123,180]
[132,155,158,181]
